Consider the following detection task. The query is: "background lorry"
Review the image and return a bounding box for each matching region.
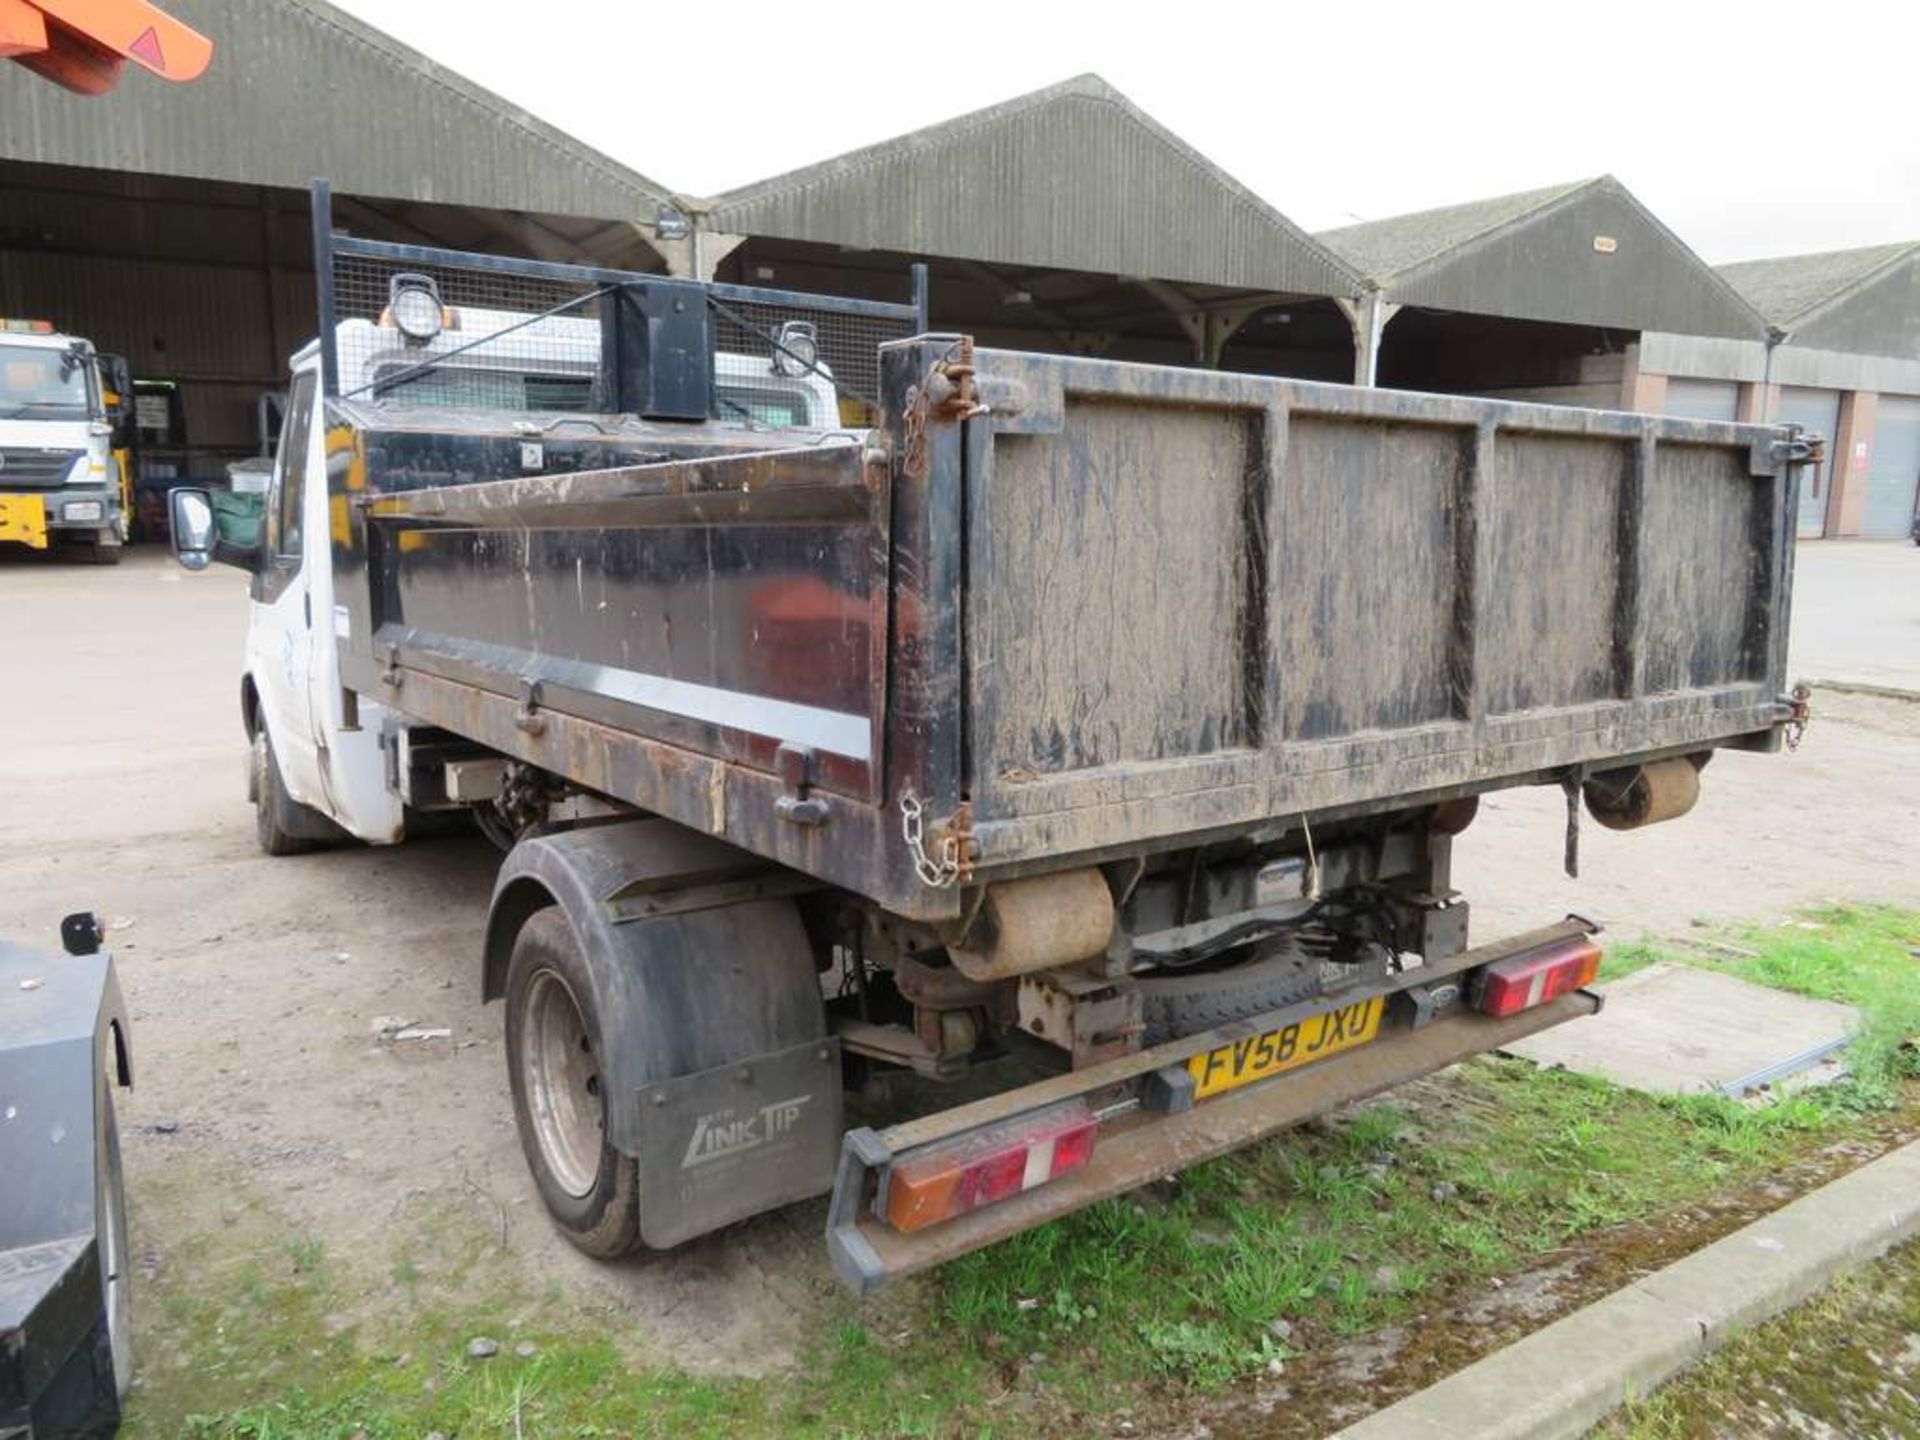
[0,321,132,563]
[169,190,1813,1293]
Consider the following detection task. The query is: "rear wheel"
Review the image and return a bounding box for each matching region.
[253,729,317,856]
[504,909,643,1258]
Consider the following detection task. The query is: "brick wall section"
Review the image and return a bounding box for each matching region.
[1828,390,1879,536]
[1619,345,1668,412]
[1738,383,1779,423]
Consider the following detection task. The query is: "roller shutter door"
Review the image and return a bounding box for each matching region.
[1663,378,1740,422]
[1862,396,1920,538]
[1779,387,1842,537]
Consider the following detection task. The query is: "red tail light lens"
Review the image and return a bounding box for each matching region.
[881,1102,1098,1233]
[1471,936,1602,1018]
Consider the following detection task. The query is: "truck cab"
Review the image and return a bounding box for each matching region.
[0,321,128,563]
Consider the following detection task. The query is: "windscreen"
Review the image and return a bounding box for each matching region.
[0,344,93,420]
[368,363,596,414]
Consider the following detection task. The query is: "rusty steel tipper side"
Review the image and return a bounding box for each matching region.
[329,336,1801,922]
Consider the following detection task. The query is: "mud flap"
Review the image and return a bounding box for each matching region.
[632,1036,843,1249]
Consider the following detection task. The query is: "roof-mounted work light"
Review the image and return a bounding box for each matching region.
[384,273,445,344]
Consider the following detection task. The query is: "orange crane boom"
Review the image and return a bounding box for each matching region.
[1,0,211,93]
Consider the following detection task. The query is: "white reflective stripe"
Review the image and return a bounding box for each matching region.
[1526,970,1549,1009]
[1022,1136,1058,1191]
[592,665,870,761]
[392,632,872,761]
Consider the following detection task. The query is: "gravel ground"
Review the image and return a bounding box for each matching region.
[1,540,1916,1374]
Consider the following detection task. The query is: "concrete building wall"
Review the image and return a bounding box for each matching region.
[1638,333,1920,539]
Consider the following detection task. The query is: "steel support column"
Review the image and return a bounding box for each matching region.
[1336,290,1399,387]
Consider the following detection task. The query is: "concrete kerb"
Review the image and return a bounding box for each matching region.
[1328,1138,1920,1440]
[1803,678,1920,704]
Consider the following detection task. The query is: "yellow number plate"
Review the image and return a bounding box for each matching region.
[0,493,48,549]
[1186,994,1387,1100]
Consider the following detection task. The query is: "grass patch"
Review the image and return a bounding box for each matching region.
[926,1058,1855,1398]
[131,906,1920,1436]
[126,1173,993,1438]
[1594,1235,1920,1438]
[131,1224,984,1439]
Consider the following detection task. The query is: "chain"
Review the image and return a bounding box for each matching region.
[894,344,981,893]
[900,792,962,889]
[899,341,980,487]
[1785,683,1813,752]
[902,380,929,483]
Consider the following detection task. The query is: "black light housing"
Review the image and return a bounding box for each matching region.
[387,272,444,344]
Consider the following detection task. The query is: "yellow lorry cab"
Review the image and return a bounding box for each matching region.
[0,319,129,564]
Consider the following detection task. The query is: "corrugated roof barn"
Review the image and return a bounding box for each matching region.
[1319,176,1767,341]
[710,74,1360,301]
[1311,176,1768,401]
[701,75,1366,378]
[0,0,673,240]
[1720,241,1920,359]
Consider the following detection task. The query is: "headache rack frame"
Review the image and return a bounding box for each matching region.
[309,178,927,423]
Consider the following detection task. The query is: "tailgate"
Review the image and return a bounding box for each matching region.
[958,349,1798,868]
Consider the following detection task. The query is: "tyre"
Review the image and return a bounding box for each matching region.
[1135,936,1393,1045]
[56,534,122,565]
[504,909,643,1259]
[1136,944,1324,1046]
[253,729,317,856]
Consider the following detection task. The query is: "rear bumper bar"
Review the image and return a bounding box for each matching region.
[826,919,1602,1295]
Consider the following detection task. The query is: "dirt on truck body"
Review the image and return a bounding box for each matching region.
[167,185,1816,1293]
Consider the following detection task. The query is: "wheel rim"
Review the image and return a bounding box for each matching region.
[521,969,602,1198]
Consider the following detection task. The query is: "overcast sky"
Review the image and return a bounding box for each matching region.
[334,0,1919,264]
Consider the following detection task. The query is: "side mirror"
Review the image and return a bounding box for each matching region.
[169,488,216,571]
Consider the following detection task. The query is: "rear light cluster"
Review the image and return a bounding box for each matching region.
[1470,935,1602,1017]
[881,1101,1097,1233]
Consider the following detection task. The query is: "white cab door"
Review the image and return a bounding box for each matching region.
[301,367,404,844]
[247,369,325,806]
